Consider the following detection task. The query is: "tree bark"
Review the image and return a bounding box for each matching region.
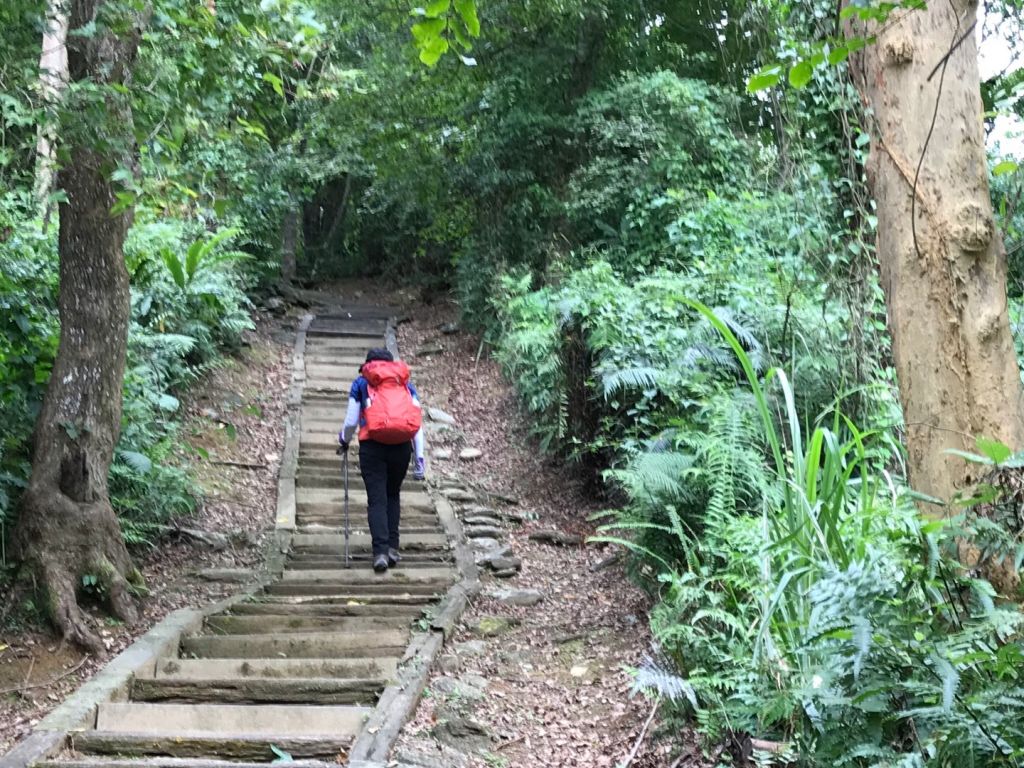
[16,0,145,654]
[846,1,1024,504]
[34,0,70,223]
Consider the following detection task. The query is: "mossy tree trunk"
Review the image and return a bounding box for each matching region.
[16,0,145,654]
[846,0,1024,504]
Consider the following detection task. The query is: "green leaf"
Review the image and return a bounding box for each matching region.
[424,0,450,16]
[223,422,238,441]
[411,19,446,43]
[162,248,187,290]
[419,36,449,66]
[158,394,180,412]
[788,60,814,89]
[827,45,849,65]
[269,744,293,763]
[994,160,1019,176]
[454,0,480,37]
[746,66,782,93]
[262,72,284,98]
[945,448,994,465]
[119,450,153,475]
[976,437,1012,465]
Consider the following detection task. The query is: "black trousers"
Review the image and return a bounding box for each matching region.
[358,440,412,556]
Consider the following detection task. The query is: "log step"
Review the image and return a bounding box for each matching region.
[94,702,367,738]
[180,631,409,659]
[245,593,437,606]
[289,532,448,551]
[67,730,351,761]
[131,676,385,705]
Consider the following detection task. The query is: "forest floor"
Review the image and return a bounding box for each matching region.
[391,295,705,768]
[0,311,293,752]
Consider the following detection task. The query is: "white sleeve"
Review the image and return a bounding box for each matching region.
[411,393,424,460]
[341,397,360,443]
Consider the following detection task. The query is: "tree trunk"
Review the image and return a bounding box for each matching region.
[16,0,145,654]
[846,1,1024,504]
[34,0,70,224]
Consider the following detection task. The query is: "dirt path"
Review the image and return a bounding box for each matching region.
[392,299,676,768]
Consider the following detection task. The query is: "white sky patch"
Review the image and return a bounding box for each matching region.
[978,13,1023,159]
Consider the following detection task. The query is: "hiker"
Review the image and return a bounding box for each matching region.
[338,348,425,572]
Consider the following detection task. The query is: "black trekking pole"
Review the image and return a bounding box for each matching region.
[337,445,351,569]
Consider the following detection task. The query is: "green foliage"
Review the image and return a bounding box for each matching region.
[599,306,1024,766]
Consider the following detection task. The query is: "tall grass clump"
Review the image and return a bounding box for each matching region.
[601,301,1024,767]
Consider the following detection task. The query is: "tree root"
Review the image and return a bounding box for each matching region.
[17,486,141,655]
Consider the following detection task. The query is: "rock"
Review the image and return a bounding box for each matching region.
[529,529,583,546]
[488,588,543,606]
[439,322,460,335]
[393,738,470,768]
[475,544,514,567]
[492,568,519,579]
[264,297,285,312]
[462,505,499,517]
[432,714,492,754]
[454,640,487,656]
[459,448,483,461]
[462,515,501,527]
[196,568,252,583]
[464,525,505,539]
[177,527,229,550]
[470,538,503,555]
[443,487,477,502]
[432,675,486,701]
[470,616,518,638]
[433,448,453,460]
[487,555,522,572]
[428,407,457,425]
[417,343,445,356]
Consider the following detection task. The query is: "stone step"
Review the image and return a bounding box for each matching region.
[294,520,442,536]
[227,601,427,618]
[265,583,444,598]
[307,322,386,337]
[180,630,409,659]
[286,557,449,570]
[247,592,436,604]
[68,730,351,760]
[38,758,334,768]
[296,475,427,493]
[298,488,431,507]
[205,613,413,634]
[305,337,382,350]
[153,656,399,681]
[94,702,368,738]
[289,532,448,552]
[279,567,453,586]
[131,676,385,706]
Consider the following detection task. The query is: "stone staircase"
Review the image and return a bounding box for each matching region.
[23,306,462,768]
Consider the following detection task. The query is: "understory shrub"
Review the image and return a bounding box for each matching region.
[603,305,1024,767]
[0,214,256,561]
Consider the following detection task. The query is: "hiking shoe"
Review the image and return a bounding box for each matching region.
[387,548,401,567]
[373,554,389,573]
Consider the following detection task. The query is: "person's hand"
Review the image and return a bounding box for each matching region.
[413,456,426,481]
[337,433,350,455]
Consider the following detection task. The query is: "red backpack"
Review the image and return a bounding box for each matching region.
[358,360,422,444]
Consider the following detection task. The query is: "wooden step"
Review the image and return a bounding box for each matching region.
[180,630,409,658]
[132,676,385,705]
[68,731,350,761]
[154,656,399,681]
